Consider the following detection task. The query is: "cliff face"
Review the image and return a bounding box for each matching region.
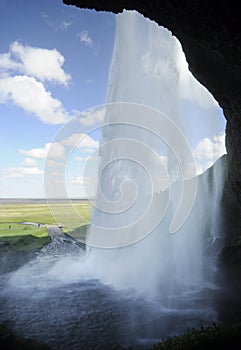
[63,0,241,244]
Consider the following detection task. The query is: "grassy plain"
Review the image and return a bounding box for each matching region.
[0,223,48,238]
[0,200,92,235]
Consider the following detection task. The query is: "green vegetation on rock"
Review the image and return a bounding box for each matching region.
[65,223,90,241]
[150,322,241,350]
[0,223,48,238]
[0,234,51,251]
[0,230,51,274]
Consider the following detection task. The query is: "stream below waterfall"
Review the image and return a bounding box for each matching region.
[0,234,218,350]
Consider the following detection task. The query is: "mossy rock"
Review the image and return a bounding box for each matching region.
[150,322,241,350]
[0,235,51,274]
[66,224,90,241]
[0,235,51,251]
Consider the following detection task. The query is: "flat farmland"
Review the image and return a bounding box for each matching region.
[0,199,92,233]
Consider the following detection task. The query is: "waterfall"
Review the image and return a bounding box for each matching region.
[3,10,227,349]
[82,10,226,304]
[40,8,227,317]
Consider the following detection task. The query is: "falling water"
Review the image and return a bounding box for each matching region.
[84,11,226,304]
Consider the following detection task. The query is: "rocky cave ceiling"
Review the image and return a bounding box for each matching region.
[63,0,241,216]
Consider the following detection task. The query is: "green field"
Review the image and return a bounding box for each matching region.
[0,200,92,235]
[0,223,48,238]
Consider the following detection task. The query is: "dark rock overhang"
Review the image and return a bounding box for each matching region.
[63,1,241,213]
[63,0,241,111]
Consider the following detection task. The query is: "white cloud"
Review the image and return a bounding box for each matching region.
[45,142,66,160]
[21,167,43,175]
[45,160,65,168]
[22,157,37,167]
[20,144,49,159]
[75,156,85,162]
[0,41,70,85]
[42,13,72,32]
[7,167,43,178]
[62,133,99,151]
[0,42,76,125]
[20,142,65,160]
[75,155,98,162]
[61,21,72,30]
[193,133,226,173]
[0,52,20,72]
[79,108,106,126]
[0,75,72,124]
[77,31,93,47]
[74,176,94,185]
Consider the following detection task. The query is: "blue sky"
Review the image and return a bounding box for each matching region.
[0,0,115,197]
[0,2,226,198]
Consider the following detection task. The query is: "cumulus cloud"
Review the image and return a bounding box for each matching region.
[20,142,65,159]
[77,31,93,47]
[22,157,37,167]
[79,108,106,126]
[0,52,20,72]
[146,134,225,182]
[0,41,70,85]
[19,134,98,167]
[193,133,226,173]
[45,160,65,168]
[62,133,99,151]
[0,42,77,125]
[7,167,43,178]
[0,75,72,124]
[21,167,43,175]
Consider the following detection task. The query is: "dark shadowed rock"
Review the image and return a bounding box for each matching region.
[0,323,51,350]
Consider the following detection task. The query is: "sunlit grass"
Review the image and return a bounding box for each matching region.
[0,223,48,238]
[0,201,92,233]
[0,204,56,224]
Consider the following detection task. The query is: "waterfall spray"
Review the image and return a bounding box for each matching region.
[81,11,226,302]
[43,10,226,304]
